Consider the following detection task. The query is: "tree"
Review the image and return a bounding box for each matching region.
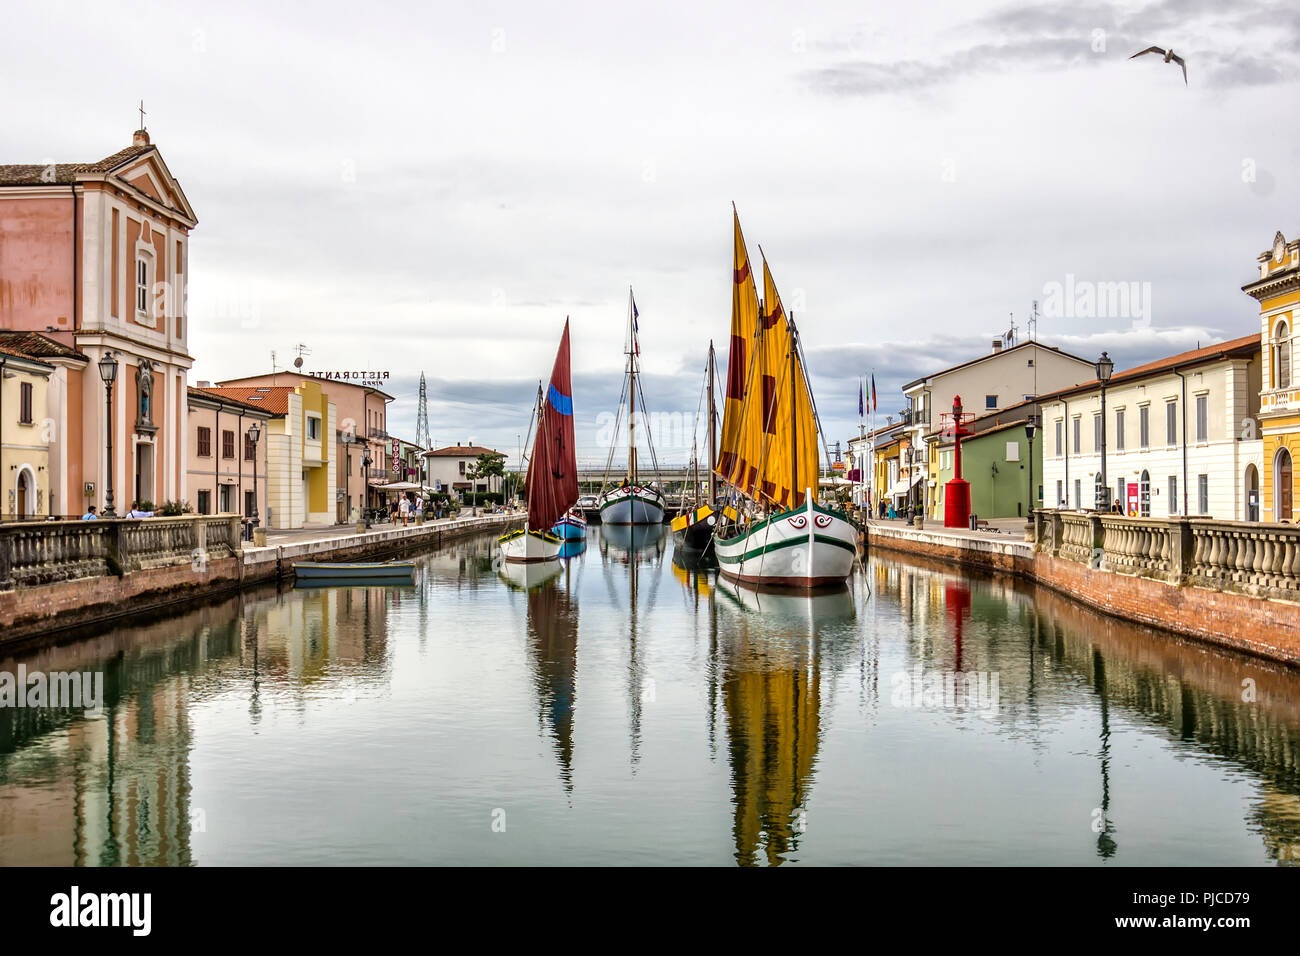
[466,452,506,511]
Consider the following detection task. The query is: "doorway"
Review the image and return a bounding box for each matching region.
[1276,448,1293,521]
[1244,463,1259,521]
[135,442,155,506]
[16,469,30,518]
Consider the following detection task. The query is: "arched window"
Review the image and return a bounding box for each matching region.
[1275,448,1293,521]
[1275,319,1292,390]
[1139,470,1151,517]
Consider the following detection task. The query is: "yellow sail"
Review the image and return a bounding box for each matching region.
[755,258,820,510]
[716,209,760,486]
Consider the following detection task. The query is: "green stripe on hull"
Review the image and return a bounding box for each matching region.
[717,502,857,545]
[716,533,856,564]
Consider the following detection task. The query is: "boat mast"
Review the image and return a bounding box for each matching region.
[789,314,799,506]
[628,286,637,485]
[707,341,717,505]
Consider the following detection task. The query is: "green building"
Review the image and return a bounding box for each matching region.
[930,416,1043,523]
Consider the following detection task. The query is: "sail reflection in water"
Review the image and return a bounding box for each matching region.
[713,580,856,865]
[1,529,1300,866]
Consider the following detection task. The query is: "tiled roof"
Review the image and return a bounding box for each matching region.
[187,386,277,415]
[901,339,1095,391]
[1038,333,1261,401]
[0,348,53,368]
[0,145,153,186]
[0,331,86,361]
[193,385,295,416]
[424,444,503,457]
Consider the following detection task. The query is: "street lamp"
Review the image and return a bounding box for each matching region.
[342,429,354,522]
[1025,412,1040,535]
[246,421,261,532]
[97,351,119,518]
[361,447,373,529]
[1096,351,1114,511]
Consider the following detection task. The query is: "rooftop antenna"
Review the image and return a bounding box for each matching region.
[292,343,311,369]
[1028,300,1039,342]
[138,100,147,131]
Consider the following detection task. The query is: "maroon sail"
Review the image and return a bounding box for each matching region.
[525,319,579,531]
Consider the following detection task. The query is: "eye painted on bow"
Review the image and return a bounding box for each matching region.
[787,515,808,529]
[814,514,833,528]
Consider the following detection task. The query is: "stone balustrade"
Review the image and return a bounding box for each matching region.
[1034,509,1300,600]
[0,515,242,590]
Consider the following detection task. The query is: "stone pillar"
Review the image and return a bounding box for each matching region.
[0,530,11,589]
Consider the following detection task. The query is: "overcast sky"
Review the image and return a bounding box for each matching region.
[3,0,1297,468]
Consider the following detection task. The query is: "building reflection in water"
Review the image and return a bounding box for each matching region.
[872,556,1300,865]
[0,581,398,866]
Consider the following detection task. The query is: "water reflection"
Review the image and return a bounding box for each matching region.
[1,533,1298,865]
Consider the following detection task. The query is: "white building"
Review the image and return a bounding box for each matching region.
[901,339,1097,515]
[422,444,506,498]
[1039,334,1263,519]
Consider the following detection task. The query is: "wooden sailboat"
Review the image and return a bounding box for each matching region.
[499,319,579,564]
[670,341,719,565]
[597,288,666,525]
[711,209,857,589]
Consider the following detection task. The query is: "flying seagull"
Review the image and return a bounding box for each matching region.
[1130,46,1187,84]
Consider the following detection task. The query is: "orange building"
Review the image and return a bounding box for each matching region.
[0,129,197,515]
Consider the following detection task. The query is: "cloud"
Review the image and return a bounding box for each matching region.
[803,0,1300,96]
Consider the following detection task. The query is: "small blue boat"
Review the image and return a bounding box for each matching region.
[551,511,587,541]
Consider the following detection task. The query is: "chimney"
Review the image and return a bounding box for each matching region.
[133,129,150,147]
[991,339,1003,353]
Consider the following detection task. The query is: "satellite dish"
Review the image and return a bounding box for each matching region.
[293,357,304,369]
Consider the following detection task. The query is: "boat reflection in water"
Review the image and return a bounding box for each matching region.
[558,537,587,561]
[523,559,581,792]
[497,559,563,591]
[711,576,856,866]
[598,521,666,562]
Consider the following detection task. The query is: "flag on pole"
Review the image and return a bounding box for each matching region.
[870,373,878,412]
[632,294,640,356]
[858,379,864,418]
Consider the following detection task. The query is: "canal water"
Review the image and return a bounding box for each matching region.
[2,526,1298,866]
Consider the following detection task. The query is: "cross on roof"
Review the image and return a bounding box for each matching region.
[138,100,146,130]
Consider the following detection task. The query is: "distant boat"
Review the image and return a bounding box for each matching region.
[597,288,666,526]
[500,319,580,564]
[292,560,416,584]
[670,341,720,566]
[711,208,857,589]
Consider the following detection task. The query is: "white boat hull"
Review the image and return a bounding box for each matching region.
[499,528,562,563]
[598,485,665,525]
[715,492,857,589]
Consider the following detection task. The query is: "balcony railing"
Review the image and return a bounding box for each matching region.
[0,515,243,590]
[1033,510,1300,600]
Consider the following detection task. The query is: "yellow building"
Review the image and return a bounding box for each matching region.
[196,380,335,529]
[1243,231,1300,521]
[0,347,54,519]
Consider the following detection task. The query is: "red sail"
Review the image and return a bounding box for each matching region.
[526,319,579,531]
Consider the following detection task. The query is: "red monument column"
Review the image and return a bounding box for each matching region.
[943,395,971,528]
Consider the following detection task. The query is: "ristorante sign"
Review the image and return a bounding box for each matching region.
[307,370,391,387]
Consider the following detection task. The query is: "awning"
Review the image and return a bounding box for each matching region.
[373,481,424,491]
[886,474,924,497]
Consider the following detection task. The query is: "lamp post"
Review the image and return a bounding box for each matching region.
[361,447,373,529]
[1096,351,1114,511]
[246,421,261,531]
[1025,412,1040,538]
[97,351,119,518]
